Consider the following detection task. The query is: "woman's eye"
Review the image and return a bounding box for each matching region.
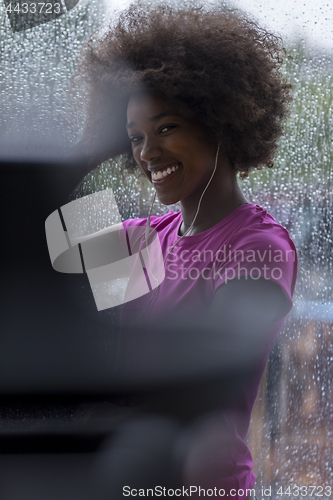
[129,135,141,144]
[159,125,176,134]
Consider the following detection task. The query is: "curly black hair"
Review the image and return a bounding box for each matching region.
[70,1,292,179]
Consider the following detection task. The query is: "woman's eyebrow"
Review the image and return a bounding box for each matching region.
[126,112,176,129]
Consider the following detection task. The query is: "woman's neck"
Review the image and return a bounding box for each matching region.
[178,169,248,237]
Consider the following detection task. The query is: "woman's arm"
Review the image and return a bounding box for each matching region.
[203,277,290,357]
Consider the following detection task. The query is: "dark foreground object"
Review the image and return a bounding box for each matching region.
[0,160,260,499]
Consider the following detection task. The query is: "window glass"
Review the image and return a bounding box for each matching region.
[1,0,332,494]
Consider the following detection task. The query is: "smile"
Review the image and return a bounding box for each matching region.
[151,163,180,182]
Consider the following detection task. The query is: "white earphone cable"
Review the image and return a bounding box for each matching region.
[132,144,221,327]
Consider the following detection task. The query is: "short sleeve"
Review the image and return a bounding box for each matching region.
[212,223,298,315]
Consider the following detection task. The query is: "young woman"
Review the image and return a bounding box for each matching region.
[69,3,298,498]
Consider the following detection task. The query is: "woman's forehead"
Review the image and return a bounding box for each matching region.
[126,93,178,124]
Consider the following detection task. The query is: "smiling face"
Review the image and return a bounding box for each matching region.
[126,93,219,206]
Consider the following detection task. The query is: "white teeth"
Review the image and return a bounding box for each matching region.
[152,163,179,181]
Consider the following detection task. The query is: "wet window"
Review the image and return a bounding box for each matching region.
[232,0,333,492]
[1,0,332,495]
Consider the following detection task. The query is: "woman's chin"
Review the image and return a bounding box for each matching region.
[156,192,181,206]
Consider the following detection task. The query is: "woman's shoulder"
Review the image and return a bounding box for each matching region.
[211,204,298,303]
[227,204,298,297]
[205,203,296,255]
[231,204,296,252]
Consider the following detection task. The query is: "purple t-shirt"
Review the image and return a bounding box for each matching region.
[118,203,298,498]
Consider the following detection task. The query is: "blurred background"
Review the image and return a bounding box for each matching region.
[0,0,332,496]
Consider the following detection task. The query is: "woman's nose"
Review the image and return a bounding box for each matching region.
[140,137,162,162]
